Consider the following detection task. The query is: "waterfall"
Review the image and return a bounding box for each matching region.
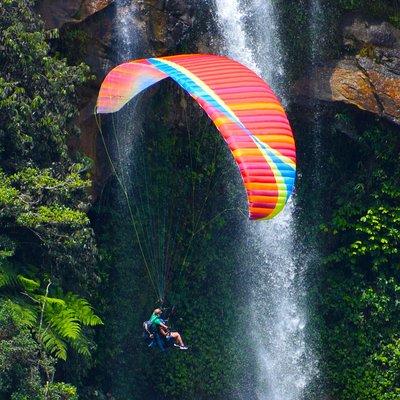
[310,0,326,63]
[309,0,329,195]
[247,201,313,400]
[215,0,259,72]
[215,0,284,90]
[214,1,317,399]
[310,0,325,187]
[115,0,138,61]
[110,0,140,178]
[99,3,150,397]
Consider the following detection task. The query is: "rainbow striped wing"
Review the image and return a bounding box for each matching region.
[96,54,296,220]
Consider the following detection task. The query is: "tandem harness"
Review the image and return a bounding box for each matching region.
[143,319,174,352]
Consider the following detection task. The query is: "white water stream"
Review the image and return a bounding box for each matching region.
[111,0,318,397]
[215,1,317,398]
[115,0,138,60]
[112,0,145,190]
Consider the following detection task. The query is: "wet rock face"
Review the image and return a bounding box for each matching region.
[36,0,114,29]
[136,0,195,54]
[342,14,400,50]
[296,14,400,125]
[41,0,216,78]
[136,0,217,55]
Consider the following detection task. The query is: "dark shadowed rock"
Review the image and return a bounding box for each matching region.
[36,0,114,29]
[342,14,400,50]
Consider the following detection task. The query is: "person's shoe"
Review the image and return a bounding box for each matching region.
[173,344,180,348]
[179,345,189,350]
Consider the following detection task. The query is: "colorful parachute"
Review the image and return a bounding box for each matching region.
[96,54,296,220]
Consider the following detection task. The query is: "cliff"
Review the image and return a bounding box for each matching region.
[296,14,400,124]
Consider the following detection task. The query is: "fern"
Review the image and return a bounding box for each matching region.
[64,293,103,326]
[36,295,65,306]
[0,260,39,291]
[0,263,19,288]
[68,334,92,358]
[0,262,102,360]
[37,293,102,359]
[41,330,68,361]
[5,299,37,328]
[17,275,40,291]
[45,307,81,340]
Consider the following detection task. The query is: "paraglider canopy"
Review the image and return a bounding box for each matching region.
[96,54,296,219]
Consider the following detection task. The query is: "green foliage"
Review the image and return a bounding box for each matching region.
[0,301,79,400]
[46,382,78,400]
[336,0,400,28]
[40,291,103,360]
[0,260,103,361]
[0,0,90,170]
[312,112,400,400]
[90,84,251,399]
[0,0,97,286]
[18,205,89,229]
[0,0,100,398]
[0,0,96,278]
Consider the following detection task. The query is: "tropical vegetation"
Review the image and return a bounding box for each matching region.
[0,0,399,399]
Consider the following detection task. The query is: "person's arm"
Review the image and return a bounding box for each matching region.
[156,317,169,330]
[143,322,154,338]
[160,322,168,330]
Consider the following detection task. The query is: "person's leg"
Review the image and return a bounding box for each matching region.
[171,332,184,346]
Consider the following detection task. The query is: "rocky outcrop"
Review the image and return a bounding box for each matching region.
[36,0,114,29]
[137,0,197,54]
[296,14,400,124]
[36,0,216,193]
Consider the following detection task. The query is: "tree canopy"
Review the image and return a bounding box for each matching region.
[0,1,101,398]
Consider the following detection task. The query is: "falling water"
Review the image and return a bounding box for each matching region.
[115,0,138,61]
[111,0,143,192]
[214,1,317,399]
[215,0,259,72]
[310,0,326,64]
[96,2,146,397]
[310,0,326,190]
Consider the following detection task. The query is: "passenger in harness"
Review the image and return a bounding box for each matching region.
[143,308,188,350]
